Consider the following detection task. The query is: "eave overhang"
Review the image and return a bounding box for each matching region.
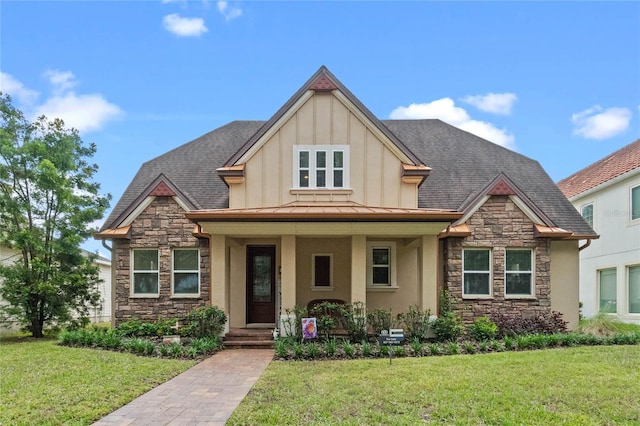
[185,205,462,222]
[94,225,132,240]
[533,224,600,240]
[217,164,245,185]
[401,163,431,185]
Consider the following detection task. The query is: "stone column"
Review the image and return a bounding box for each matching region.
[280,235,296,336]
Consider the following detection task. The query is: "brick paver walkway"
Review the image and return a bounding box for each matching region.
[93,349,274,426]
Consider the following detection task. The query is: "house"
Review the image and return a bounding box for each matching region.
[96,66,596,334]
[0,245,111,331]
[557,139,640,324]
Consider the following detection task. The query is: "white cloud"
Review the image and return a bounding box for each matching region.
[572,106,632,140]
[163,13,208,37]
[0,71,122,133]
[43,69,77,95]
[34,92,122,133]
[0,71,40,105]
[390,98,514,148]
[462,92,517,115]
[217,1,242,21]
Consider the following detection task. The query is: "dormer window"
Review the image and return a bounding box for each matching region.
[294,145,349,189]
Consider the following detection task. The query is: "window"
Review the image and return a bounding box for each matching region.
[173,249,199,295]
[312,254,333,290]
[599,268,617,313]
[366,242,396,288]
[505,249,533,296]
[581,204,594,228]
[628,266,640,314]
[132,249,159,295]
[463,249,491,296]
[632,185,640,221]
[294,145,349,189]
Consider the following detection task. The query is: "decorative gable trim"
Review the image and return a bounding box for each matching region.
[224,66,424,167]
[457,173,554,227]
[101,174,197,232]
[310,74,337,91]
[149,181,176,197]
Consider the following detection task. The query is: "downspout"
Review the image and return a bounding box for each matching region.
[101,239,112,253]
[578,239,592,251]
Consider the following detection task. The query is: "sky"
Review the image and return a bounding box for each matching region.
[1,1,639,257]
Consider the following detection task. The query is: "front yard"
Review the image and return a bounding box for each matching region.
[1,334,639,425]
[0,336,195,425]
[228,345,640,425]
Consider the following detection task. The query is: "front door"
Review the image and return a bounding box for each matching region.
[246,245,276,324]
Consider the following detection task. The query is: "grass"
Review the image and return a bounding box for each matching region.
[227,346,640,425]
[0,335,196,425]
[578,314,640,336]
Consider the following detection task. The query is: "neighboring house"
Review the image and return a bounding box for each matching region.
[0,245,111,331]
[558,139,640,324]
[96,66,596,333]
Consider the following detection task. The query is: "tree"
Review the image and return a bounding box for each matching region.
[0,94,111,337]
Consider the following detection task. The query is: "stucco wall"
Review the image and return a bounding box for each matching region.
[570,171,640,324]
[112,197,210,325]
[442,196,553,324]
[550,240,580,329]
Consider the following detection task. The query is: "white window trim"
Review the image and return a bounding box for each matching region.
[366,241,397,290]
[171,248,200,298]
[630,185,640,223]
[626,264,640,315]
[462,248,492,299]
[311,253,334,291]
[580,202,595,230]
[131,249,160,298]
[597,267,618,314]
[504,248,535,298]
[293,145,350,189]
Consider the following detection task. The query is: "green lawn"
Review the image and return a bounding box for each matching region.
[0,336,196,425]
[228,346,640,426]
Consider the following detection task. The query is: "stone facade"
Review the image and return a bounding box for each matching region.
[113,197,210,325]
[442,195,552,324]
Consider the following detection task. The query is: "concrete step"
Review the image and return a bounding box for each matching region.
[224,328,276,348]
[224,340,275,349]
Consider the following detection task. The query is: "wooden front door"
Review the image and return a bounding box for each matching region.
[246,245,276,324]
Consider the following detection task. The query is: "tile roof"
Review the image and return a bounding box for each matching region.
[557,139,640,199]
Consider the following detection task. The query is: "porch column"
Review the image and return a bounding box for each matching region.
[280,235,296,335]
[351,235,367,304]
[211,235,229,334]
[420,235,438,315]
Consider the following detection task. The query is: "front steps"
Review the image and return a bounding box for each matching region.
[224,328,276,349]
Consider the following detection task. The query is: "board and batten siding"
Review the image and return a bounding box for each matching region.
[228,91,419,209]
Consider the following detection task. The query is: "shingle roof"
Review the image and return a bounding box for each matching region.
[382,120,595,236]
[557,139,640,199]
[102,118,595,237]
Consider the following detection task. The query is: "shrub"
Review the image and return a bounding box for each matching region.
[309,302,340,341]
[306,342,321,359]
[292,342,305,359]
[281,306,308,339]
[447,342,460,355]
[491,311,568,337]
[410,337,423,356]
[468,316,497,342]
[360,340,372,357]
[324,338,337,357]
[433,312,464,342]
[379,345,390,357]
[275,339,290,359]
[340,302,367,342]
[181,306,227,338]
[464,342,476,354]
[342,341,355,358]
[188,336,221,354]
[398,305,432,342]
[393,345,405,357]
[367,308,394,336]
[428,343,441,356]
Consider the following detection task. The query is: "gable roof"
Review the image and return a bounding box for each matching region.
[382,119,596,237]
[100,68,596,239]
[224,66,423,167]
[557,139,640,199]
